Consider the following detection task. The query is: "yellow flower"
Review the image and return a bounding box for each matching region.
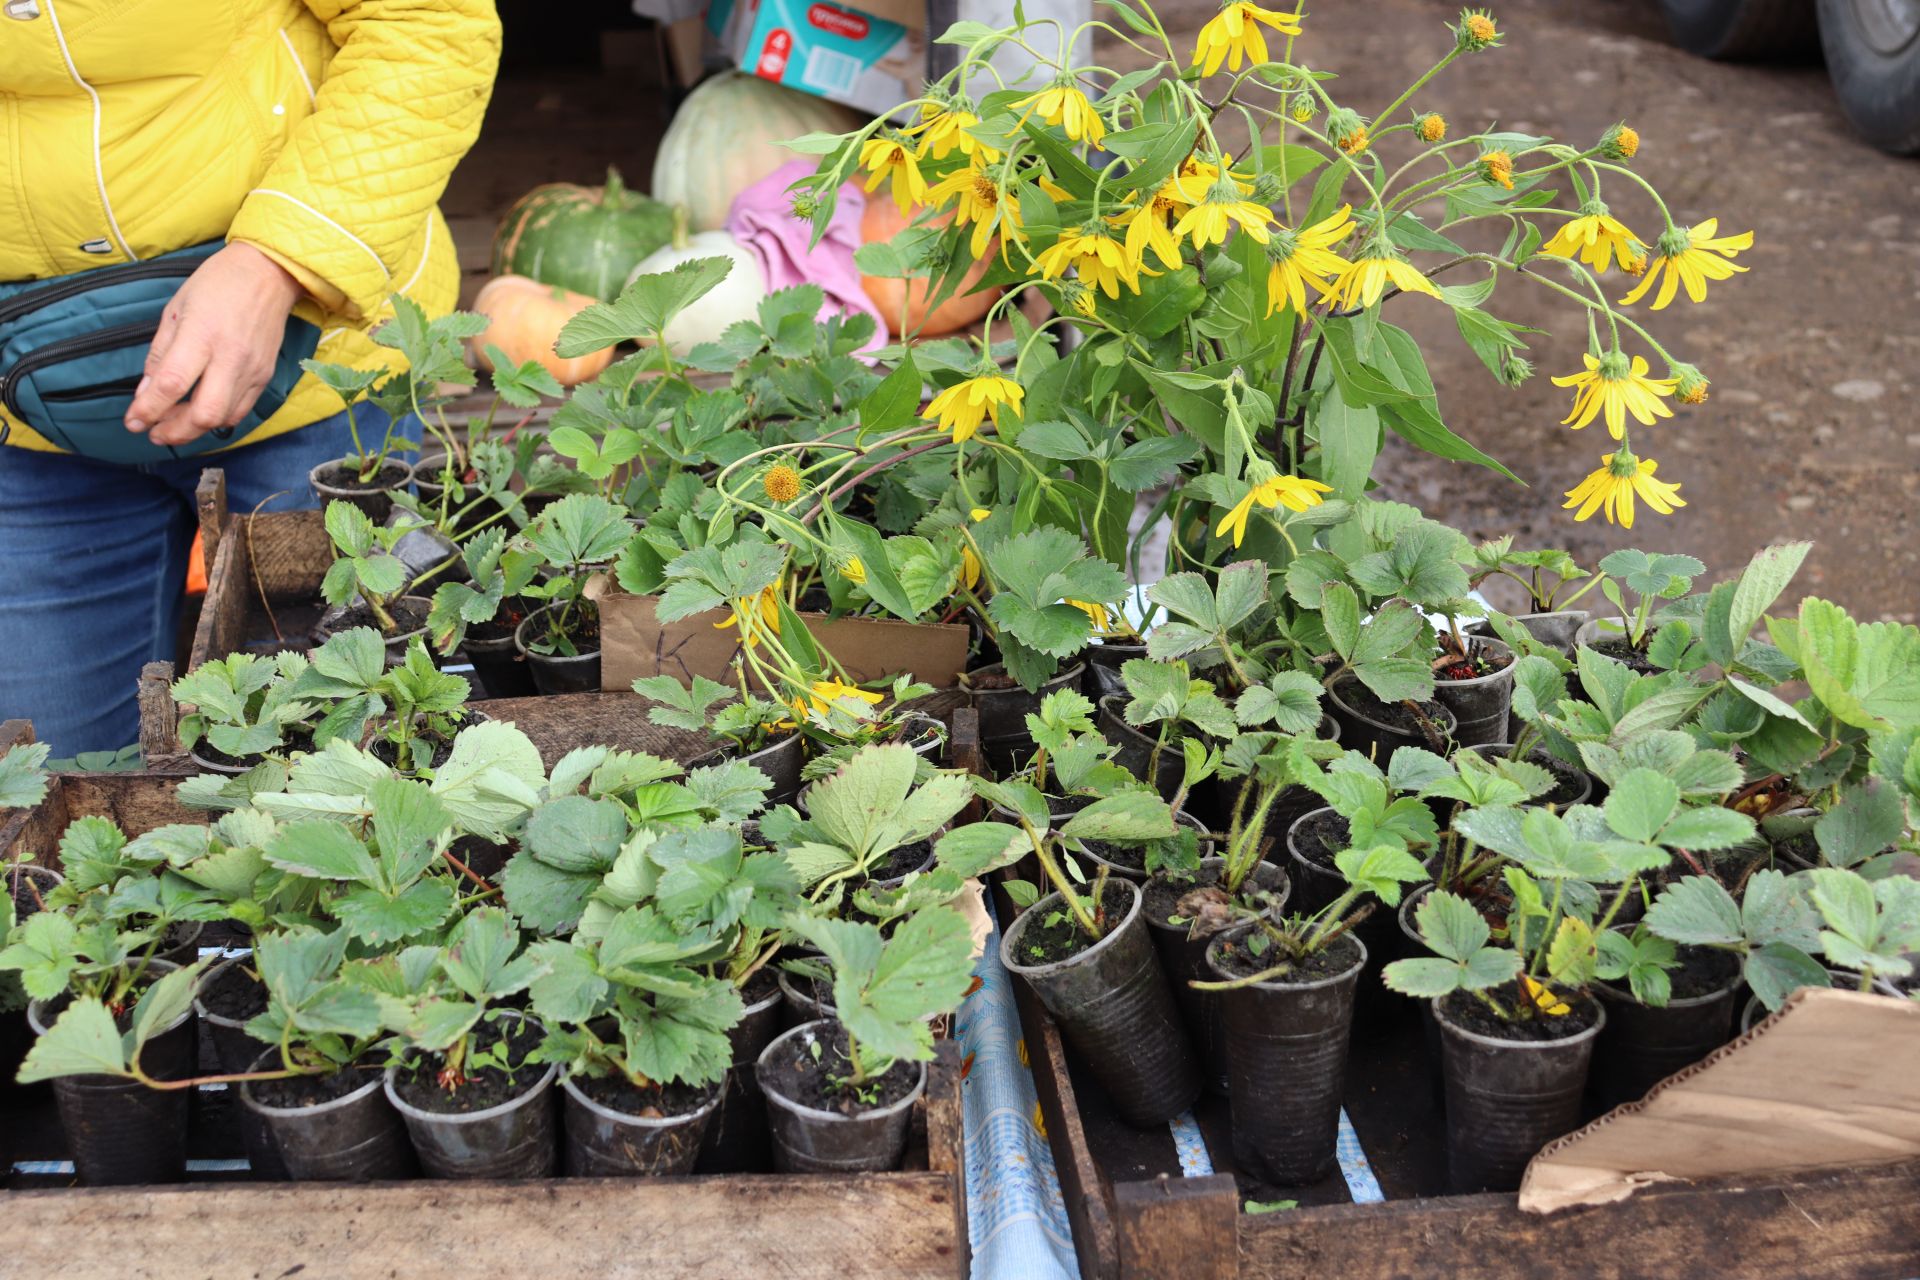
[802,679,885,716]
[1479,149,1514,189]
[969,507,991,522]
[924,372,1025,444]
[1031,225,1145,299]
[1457,9,1501,50]
[1620,219,1753,310]
[1322,249,1441,310]
[1541,205,1644,274]
[762,463,802,503]
[1563,451,1684,529]
[1264,205,1354,318]
[841,557,866,584]
[1213,472,1334,547]
[1674,364,1711,405]
[1337,125,1371,156]
[1066,599,1116,634]
[1601,122,1640,160]
[1416,113,1447,143]
[1522,975,1571,1016]
[1191,3,1303,77]
[1013,79,1106,149]
[912,102,1000,163]
[928,160,1023,259]
[714,581,783,644]
[1551,351,1677,440]
[1171,180,1275,252]
[859,133,928,215]
[1110,192,1186,272]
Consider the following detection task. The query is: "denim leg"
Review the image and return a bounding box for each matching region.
[0,449,193,756]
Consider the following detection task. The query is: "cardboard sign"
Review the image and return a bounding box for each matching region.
[599,590,970,692]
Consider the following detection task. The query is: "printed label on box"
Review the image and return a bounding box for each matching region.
[709,0,921,115]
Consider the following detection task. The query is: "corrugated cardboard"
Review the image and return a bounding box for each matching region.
[1518,987,1920,1213]
[598,590,970,692]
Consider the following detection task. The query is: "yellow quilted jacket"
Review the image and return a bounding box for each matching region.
[0,0,501,453]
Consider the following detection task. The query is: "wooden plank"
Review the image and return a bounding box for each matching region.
[56,772,202,837]
[1117,1175,1239,1280]
[1,771,67,866]
[925,1039,971,1278]
[1236,1159,1920,1280]
[194,467,227,571]
[187,511,252,674]
[137,663,185,770]
[0,1173,967,1280]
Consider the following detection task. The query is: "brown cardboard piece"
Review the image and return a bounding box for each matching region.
[598,591,971,693]
[1518,987,1920,1213]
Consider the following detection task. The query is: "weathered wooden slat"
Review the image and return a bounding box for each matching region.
[136,663,185,770]
[55,771,202,837]
[1236,1159,1920,1279]
[0,1173,966,1280]
[1117,1175,1238,1280]
[194,467,227,571]
[187,510,253,674]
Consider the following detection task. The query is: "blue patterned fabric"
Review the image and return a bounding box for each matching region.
[957,899,1079,1280]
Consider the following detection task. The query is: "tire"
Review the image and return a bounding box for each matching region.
[1657,0,1821,58]
[1817,0,1920,152]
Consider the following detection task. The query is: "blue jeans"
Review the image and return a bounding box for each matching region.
[0,408,417,757]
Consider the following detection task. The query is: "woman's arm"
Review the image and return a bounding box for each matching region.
[126,0,502,447]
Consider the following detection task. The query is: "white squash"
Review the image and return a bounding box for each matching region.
[651,72,862,231]
[627,214,766,356]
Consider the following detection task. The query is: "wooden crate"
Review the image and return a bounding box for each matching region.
[0,716,971,1279]
[990,877,1920,1280]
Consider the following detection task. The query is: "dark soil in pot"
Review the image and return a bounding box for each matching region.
[965,660,1087,758]
[1327,679,1456,766]
[696,968,784,1173]
[778,967,835,1028]
[1072,811,1211,882]
[314,596,432,654]
[366,710,487,773]
[448,834,513,881]
[1440,988,1601,1040]
[1207,931,1367,1185]
[1592,944,1741,1111]
[243,1053,414,1182]
[757,1021,926,1173]
[190,727,316,774]
[1432,637,1515,749]
[386,1015,558,1179]
[390,1017,547,1114]
[1286,807,1412,1038]
[514,603,602,696]
[197,957,269,1074]
[152,920,205,967]
[694,731,804,806]
[562,1074,721,1176]
[1587,638,1660,675]
[311,457,412,523]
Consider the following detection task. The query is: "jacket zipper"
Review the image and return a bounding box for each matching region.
[0,321,156,419]
[0,256,198,328]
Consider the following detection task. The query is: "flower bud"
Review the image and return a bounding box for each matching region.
[1251,171,1285,204]
[1326,107,1370,155]
[1599,122,1640,160]
[1456,8,1501,51]
[790,190,820,220]
[1290,95,1317,124]
[1500,355,1535,387]
[1416,112,1447,143]
[1478,148,1515,190]
[1672,363,1710,405]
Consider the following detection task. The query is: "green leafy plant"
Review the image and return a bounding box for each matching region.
[319,501,420,636]
[172,652,317,761]
[632,674,793,757]
[370,904,546,1088]
[515,493,634,656]
[1594,549,1704,652]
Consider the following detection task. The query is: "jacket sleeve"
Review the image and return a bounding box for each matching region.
[226,0,501,319]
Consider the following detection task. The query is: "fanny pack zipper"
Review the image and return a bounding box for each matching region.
[0,255,199,328]
[0,320,156,419]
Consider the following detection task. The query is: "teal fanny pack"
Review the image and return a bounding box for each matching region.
[0,241,320,464]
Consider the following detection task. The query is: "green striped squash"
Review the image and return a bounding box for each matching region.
[650,72,863,232]
[490,168,677,302]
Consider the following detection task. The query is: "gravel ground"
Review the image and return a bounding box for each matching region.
[1107,0,1919,621]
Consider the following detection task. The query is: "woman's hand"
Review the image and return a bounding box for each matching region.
[125,242,303,447]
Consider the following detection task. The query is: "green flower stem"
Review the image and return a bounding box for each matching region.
[1375,47,1460,127]
[1590,161,1676,230]
[1017,816,1102,940]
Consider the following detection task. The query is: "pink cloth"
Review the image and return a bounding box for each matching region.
[726,159,886,356]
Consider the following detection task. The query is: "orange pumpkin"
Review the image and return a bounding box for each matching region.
[471,276,613,387]
[859,200,1001,338]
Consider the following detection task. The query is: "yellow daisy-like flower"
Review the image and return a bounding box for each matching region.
[1321,248,1441,310]
[927,160,1023,259]
[912,101,1000,163]
[762,463,802,504]
[802,679,885,716]
[714,580,783,644]
[923,372,1025,444]
[1012,79,1106,149]
[1031,225,1145,299]
[1213,472,1334,547]
[1563,451,1685,529]
[1264,204,1354,318]
[1171,180,1275,252]
[1551,351,1677,440]
[1110,189,1186,271]
[1541,205,1644,274]
[1191,2,1303,77]
[1065,599,1117,634]
[841,556,866,584]
[1620,219,1753,310]
[859,133,929,215]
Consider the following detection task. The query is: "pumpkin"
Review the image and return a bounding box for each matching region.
[859,200,1002,338]
[627,211,767,356]
[651,72,862,232]
[472,276,614,387]
[491,167,676,302]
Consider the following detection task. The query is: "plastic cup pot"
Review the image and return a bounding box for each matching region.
[240,1049,415,1181]
[756,1020,927,1173]
[561,1074,723,1176]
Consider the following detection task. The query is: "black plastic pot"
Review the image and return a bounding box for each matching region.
[1432,637,1515,748]
[1000,879,1201,1127]
[1073,810,1213,883]
[1208,931,1367,1184]
[1287,806,1404,1035]
[314,594,434,665]
[463,630,538,700]
[195,957,290,1179]
[757,1020,927,1173]
[965,661,1087,764]
[514,604,602,695]
[1096,696,1182,798]
[2,865,65,1090]
[310,456,412,523]
[27,959,196,1185]
[693,731,804,806]
[1326,680,1456,768]
[1085,642,1149,701]
[1434,994,1605,1193]
[778,966,835,1027]
[1470,611,1590,654]
[1143,857,1290,1095]
[1591,967,1741,1110]
[384,1029,560,1179]
[695,979,786,1173]
[561,1075,721,1176]
[240,1050,414,1181]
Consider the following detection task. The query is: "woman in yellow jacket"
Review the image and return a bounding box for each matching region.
[0,0,501,755]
